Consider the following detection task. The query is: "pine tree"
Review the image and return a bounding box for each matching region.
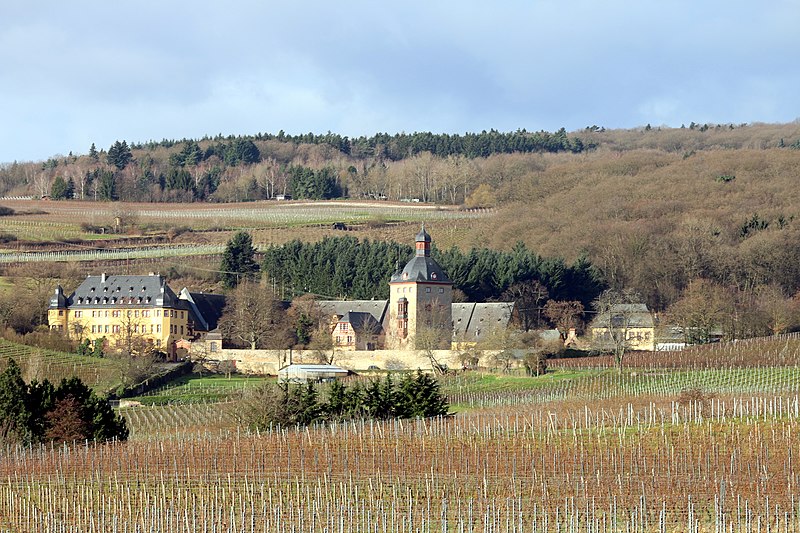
[50,175,69,200]
[106,140,132,170]
[0,359,31,443]
[220,231,260,289]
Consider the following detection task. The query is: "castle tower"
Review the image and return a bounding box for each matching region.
[388,226,453,349]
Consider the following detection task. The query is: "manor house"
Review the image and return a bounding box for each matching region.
[48,273,224,359]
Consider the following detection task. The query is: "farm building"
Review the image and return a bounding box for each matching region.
[590,303,656,351]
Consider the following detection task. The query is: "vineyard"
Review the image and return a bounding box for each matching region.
[2,392,800,531]
[2,331,800,530]
[0,339,122,393]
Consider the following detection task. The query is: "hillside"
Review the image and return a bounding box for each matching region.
[2,122,800,316]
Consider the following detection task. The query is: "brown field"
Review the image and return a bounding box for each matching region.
[0,391,798,532]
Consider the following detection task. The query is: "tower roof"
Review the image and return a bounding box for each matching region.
[390,256,452,284]
[415,225,431,243]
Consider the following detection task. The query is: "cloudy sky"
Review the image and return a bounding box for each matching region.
[1,1,798,163]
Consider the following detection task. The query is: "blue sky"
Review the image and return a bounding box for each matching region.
[1,1,798,163]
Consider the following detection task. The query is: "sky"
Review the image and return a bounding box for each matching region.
[1,1,798,163]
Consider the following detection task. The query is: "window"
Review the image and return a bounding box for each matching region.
[134,310,139,318]
[112,310,120,318]
[180,311,184,319]
[346,336,353,344]
[104,310,108,317]
[210,342,218,352]
[425,287,431,293]
[75,311,82,318]
[112,325,120,334]
[58,310,63,316]
[143,310,150,318]
[156,310,160,317]
[156,325,161,333]
[438,288,444,294]
[91,325,96,333]
[180,325,184,335]
[340,323,349,332]
[150,325,154,333]
[155,340,161,347]
[127,310,132,317]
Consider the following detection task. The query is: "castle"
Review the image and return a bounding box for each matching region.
[320,227,514,351]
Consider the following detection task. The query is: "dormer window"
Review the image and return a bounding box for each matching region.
[141,286,146,292]
[90,287,95,293]
[103,297,108,304]
[129,286,134,291]
[431,272,437,280]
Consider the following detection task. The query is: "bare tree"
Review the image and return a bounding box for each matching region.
[502,279,550,331]
[590,289,644,371]
[219,280,286,350]
[414,302,452,373]
[543,300,585,340]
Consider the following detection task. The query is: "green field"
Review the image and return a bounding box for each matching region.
[130,373,272,405]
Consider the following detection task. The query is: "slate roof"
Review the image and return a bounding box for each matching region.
[51,273,226,334]
[338,311,383,335]
[179,289,227,331]
[452,302,515,342]
[390,256,452,284]
[591,303,655,329]
[58,274,185,309]
[318,300,389,325]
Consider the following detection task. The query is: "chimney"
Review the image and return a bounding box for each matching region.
[101,273,107,283]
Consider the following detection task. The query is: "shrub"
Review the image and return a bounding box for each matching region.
[0,206,15,216]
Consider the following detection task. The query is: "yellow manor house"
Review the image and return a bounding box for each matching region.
[48,273,223,359]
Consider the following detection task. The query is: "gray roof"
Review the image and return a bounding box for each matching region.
[390,256,452,284]
[49,285,67,308]
[452,302,515,342]
[591,303,654,328]
[50,273,226,333]
[58,274,185,309]
[338,311,383,335]
[318,300,388,325]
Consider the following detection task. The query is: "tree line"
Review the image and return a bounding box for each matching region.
[260,236,604,307]
[236,371,449,430]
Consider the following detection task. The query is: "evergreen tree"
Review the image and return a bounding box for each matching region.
[50,175,69,200]
[88,142,99,162]
[220,231,260,289]
[106,140,132,170]
[0,359,31,442]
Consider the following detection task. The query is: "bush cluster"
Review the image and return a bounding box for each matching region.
[0,359,128,445]
[237,372,449,430]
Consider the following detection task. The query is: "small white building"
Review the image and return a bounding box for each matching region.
[278,364,349,382]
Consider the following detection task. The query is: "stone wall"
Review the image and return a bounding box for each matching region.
[210,348,494,375]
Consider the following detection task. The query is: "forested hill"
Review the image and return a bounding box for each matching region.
[2,122,798,205]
